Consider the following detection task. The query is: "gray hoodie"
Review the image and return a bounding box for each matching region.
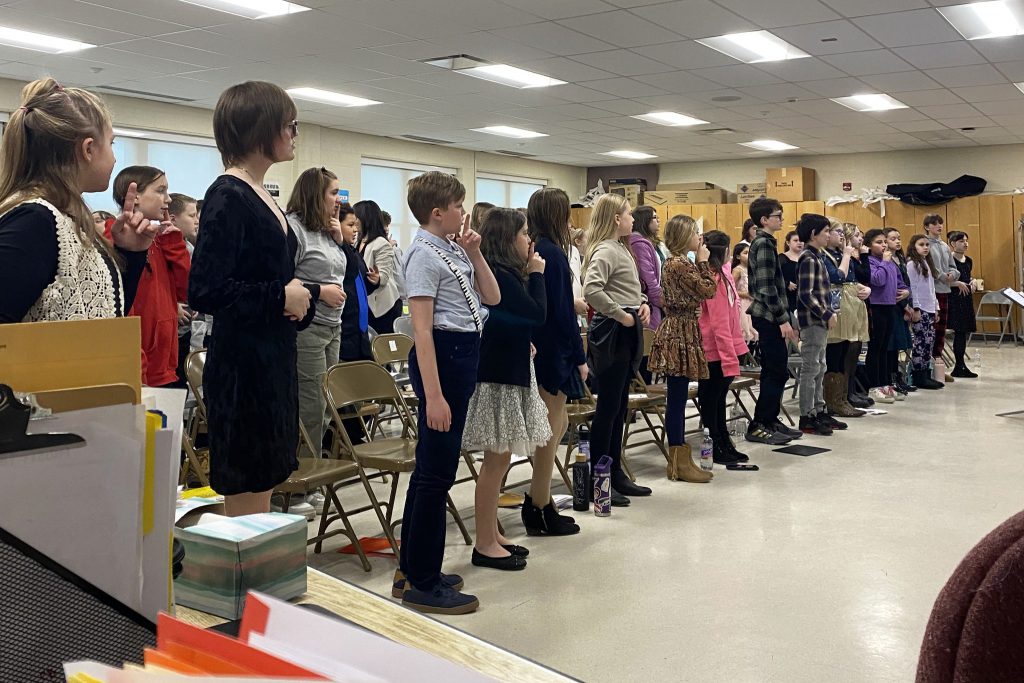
[927,235,956,295]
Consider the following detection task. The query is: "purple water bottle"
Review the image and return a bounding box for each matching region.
[593,455,612,517]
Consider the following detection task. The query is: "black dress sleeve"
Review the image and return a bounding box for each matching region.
[0,204,59,323]
[489,269,547,327]
[188,182,286,321]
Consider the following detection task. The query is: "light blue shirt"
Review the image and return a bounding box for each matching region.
[403,228,488,333]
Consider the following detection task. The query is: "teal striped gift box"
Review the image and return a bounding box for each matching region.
[173,513,307,619]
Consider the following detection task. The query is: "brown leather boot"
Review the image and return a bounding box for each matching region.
[825,372,865,418]
[667,444,712,483]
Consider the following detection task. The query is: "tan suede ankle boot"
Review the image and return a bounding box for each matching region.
[667,444,712,483]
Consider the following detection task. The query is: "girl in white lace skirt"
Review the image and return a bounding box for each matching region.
[462,207,553,571]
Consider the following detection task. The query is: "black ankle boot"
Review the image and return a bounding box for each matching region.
[912,369,944,390]
[712,441,740,465]
[611,469,652,497]
[522,494,580,536]
[721,434,749,462]
[951,364,978,378]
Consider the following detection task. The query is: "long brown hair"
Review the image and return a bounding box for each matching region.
[527,187,571,253]
[287,167,337,233]
[906,233,935,278]
[631,205,661,248]
[664,214,698,257]
[479,207,528,280]
[585,193,629,267]
[470,201,494,231]
[0,78,112,252]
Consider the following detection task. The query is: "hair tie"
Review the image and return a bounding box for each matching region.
[19,106,30,114]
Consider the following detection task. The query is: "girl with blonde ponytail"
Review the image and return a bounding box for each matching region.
[0,78,160,323]
[582,193,653,504]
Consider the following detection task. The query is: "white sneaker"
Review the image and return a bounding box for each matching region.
[869,388,895,404]
[886,386,905,401]
[306,491,326,511]
[270,494,315,521]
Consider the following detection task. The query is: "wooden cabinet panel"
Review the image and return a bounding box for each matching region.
[799,201,825,217]
[666,204,693,222]
[946,197,982,278]
[979,195,1015,292]
[570,207,591,231]
[690,204,719,231]
[717,204,745,247]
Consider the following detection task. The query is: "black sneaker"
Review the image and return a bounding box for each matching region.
[402,585,479,615]
[820,412,848,431]
[799,414,832,436]
[771,419,803,439]
[611,470,652,497]
[392,571,464,599]
[745,423,793,445]
[712,444,740,465]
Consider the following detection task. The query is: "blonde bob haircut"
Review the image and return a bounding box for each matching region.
[664,214,698,257]
[585,192,630,265]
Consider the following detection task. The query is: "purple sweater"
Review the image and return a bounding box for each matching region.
[628,233,663,329]
[867,254,907,305]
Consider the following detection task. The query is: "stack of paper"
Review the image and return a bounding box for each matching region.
[65,592,497,682]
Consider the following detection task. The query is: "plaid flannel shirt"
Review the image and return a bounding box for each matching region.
[747,231,790,326]
[796,245,834,328]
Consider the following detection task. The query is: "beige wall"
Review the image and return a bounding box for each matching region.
[660,145,1024,200]
[0,77,586,206]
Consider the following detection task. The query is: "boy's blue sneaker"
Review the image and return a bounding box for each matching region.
[402,584,479,615]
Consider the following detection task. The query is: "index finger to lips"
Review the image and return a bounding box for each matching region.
[122,182,138,215]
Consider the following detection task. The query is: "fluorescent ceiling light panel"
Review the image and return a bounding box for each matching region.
[177,0,310,19]
[740,139,798,151]
[458,64,566,88]
[286,87,380,107]
[602,150,658,160]
[831,93,908,112]
[472,126,548,138]
[632,111,709,126]
[1015,82,1024,94]
[939,1,1024,39]
[0,26,94,53]
[112,127,148,138]
[696,30,809,63]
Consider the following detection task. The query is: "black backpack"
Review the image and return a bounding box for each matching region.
[885,175,987,206]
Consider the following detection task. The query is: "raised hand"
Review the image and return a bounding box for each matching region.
[109,182,158,251]
[366,266,381,285]
[527,244,546,273]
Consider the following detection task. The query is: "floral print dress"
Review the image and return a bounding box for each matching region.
[648,257,717,379]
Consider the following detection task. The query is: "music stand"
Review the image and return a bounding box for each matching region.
[995,289,1024,418]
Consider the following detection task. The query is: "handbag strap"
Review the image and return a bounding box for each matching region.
[416,237,482,333]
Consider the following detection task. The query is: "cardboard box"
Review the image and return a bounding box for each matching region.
[609,184,643,206]
[643,188,731,205]
[737,191,767,203]
[766,167,815,202]
[174,512,307,619]
[737,182,767,194]
[609,178,648,188]
[657,182,717,191]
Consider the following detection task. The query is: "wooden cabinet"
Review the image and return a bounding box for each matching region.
[946,197,981,278]
[690,204,719,232]
[979,195,1014,291]
[569,207,591,231]
[716,204,746,247]
[798,201,825,217]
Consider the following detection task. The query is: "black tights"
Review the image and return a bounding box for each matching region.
[825,340,849,373]
[953,331,969,367]
[697,361,733,440]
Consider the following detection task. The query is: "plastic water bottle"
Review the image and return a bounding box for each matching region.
[572,426,590,512]
[700,429,714,472]
[729,403,747,436]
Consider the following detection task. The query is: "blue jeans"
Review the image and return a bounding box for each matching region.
[399,330,479,591]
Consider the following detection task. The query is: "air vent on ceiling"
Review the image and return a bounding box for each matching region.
[494,150,537,158]
[912,130,963,142]
[700,128,736,135]
[95,85,196,103]
[400,134,455,145]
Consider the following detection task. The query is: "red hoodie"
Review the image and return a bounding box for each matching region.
[121,230,191,386]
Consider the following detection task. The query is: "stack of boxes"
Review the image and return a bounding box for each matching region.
[604,167,816,207]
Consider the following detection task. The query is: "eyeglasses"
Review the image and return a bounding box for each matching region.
[286,120,299,137]
[769,212,783,219]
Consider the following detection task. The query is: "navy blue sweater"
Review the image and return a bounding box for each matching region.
[478,266,546,387]
[531,237,586,395]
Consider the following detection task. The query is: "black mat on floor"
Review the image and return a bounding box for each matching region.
[773,444,830,456]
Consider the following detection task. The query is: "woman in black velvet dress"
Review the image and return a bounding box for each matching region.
[188,82,316,516]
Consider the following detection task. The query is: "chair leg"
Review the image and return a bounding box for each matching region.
[317,486,372,572]
[359,467,401,557]
[461,449,482,482]
[447,494,472,545]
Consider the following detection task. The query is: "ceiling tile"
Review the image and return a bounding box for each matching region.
[889,119,948,132]
[800,76,874,97]
[577,76,666,97]
[851,9,962,48]
[925,64,1009,88]
[736,82,820,102]
[936,115,995,129]
[689,64,786,88]
[589,98,656,115]
[950,83,1024,102]
[542,83,620,102]
[965,35,1024,63]
[859,70,942,92]
[497,0,618,20]
[572,49,675,76]
[632,70,721,91]
[822,49,914,76]
[631,0,755,39]
[631,40,738,69]
[715,0,840,28]
[893,42,987,69]
[558,10,683,47]
[491,21,608,55]
[994,60,1024,81]
[895,89,965,106]
[754,58,848,82]
[520,56,617,82]
[916,103,984,118]
[774,20,883,55]
[819,0,929,18]
[973,99,1024,116]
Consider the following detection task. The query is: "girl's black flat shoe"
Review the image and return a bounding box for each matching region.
[472,549,527,571]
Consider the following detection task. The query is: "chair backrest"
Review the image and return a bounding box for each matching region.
[394,315,413,337]
[184,350,207,421]
[371,333,413,366]
[979,291,1010,307]
[642,327,656,356]
[322,361,417,454]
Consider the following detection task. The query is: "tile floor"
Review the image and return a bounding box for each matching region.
[308,344,1024,682]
